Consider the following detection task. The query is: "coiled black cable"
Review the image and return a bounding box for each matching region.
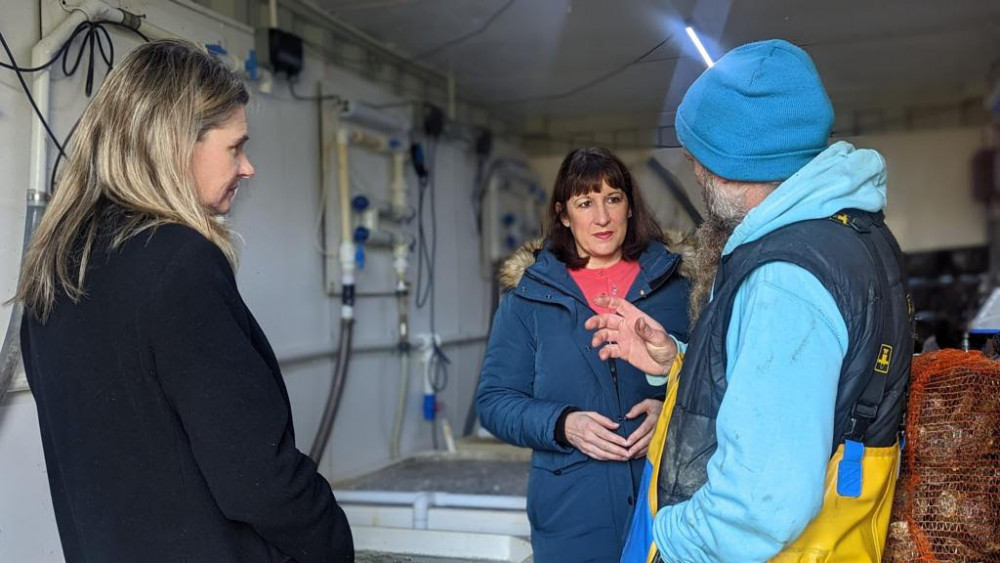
[0,20,149,192]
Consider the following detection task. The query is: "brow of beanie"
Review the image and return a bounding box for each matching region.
[674,39,834,182]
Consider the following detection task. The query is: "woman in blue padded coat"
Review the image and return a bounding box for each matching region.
[476,147,690,562]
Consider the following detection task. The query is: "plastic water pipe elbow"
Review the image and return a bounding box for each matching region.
[412,492,432,529]
[62,0,117,22]
[67,0,175,40]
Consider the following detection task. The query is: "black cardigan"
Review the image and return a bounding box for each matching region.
[21,220,353,562]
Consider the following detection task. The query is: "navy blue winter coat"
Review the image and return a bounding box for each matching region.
[476,240,689,562]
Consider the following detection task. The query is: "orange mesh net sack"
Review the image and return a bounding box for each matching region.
[884,349,1000,563]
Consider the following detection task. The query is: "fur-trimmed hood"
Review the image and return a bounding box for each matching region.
[498,239,546,290]
[498,231,695,290]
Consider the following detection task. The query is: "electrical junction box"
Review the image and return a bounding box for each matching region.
[255,28,303,77]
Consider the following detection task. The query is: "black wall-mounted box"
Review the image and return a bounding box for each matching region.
[255,28,303,77]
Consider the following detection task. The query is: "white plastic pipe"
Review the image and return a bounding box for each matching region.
[334,490,527,530]
[418,334,436,398]
[336,128,356,319]
[269,0,279,28]
[341,100,408,137]
[422,492,527,511]
[393,239,409,287]
[390,150,408,219]
[31,0,174,200]
[72,0,175,39]
[336,490,527,510]
[413,491,431,529]
[337,129,352,246]
[28,11,85,200]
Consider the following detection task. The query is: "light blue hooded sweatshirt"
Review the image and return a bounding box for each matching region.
[650,141,889,562]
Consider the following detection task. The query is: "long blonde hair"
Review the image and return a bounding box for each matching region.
[15,39,248,321]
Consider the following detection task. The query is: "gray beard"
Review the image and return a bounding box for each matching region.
[688,174,749,324]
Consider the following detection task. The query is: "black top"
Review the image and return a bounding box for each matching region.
[21,215,353,562]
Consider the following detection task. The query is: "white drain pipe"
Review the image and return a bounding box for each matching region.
[31,0,172,203]
[334,490,526,530]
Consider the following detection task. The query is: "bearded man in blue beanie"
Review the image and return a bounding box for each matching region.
[587,39,912,562]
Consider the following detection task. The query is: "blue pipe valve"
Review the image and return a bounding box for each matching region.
[353,226,370,269]
[351,195,370,212]
[423,394,436,421]
[245,49,258,81]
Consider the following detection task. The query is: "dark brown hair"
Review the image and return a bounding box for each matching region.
[546,147,663,269]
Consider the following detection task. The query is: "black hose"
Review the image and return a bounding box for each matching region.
[309,317,355,463]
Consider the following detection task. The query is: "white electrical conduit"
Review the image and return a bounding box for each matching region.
[337,128,355,286]
[1,0,174,401]
[334,490,526,530]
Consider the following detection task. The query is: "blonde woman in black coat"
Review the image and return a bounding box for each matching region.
[14,40,352,562]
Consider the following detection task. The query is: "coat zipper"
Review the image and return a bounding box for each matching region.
[608,358,637,509]
[609,358,625,428]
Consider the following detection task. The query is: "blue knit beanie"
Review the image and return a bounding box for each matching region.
[675,39,834,182]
